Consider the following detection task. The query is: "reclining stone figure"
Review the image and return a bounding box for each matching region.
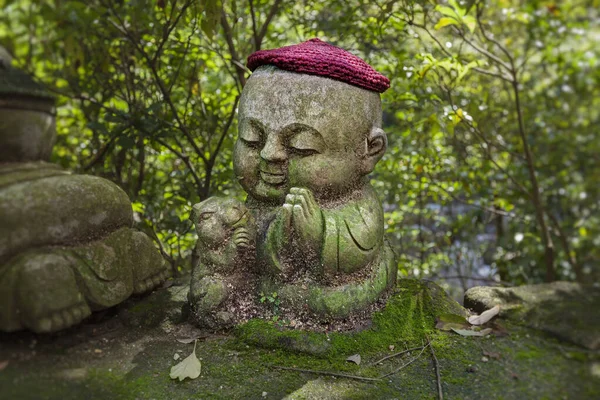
[0,52,168,333]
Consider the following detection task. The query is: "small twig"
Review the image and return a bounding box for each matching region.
[371,346,424,366]
[427,335,443,400]
[255,0,283,50]
[272,365,381,382]
[379,343,430,379]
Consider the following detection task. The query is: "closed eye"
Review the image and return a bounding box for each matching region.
[286,123,326,157]
[200,212,214,221]
[240,119,265,149]
[289,147,319,157]
[241,137,261,149]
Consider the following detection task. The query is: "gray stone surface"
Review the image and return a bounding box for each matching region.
[464,281,600,350]
[0,109,56,162]
[0,169,133,263]
[0,48,56,162]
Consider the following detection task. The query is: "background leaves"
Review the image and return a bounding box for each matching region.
[1,0,598,291]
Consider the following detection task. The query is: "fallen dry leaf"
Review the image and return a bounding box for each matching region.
[176,337,200,344]
[346,354,361,365]
[483,350,501,359]
[436,313,470,331]
[451,327,493,337]
[170,340,201,381]
[436,321,470,331]
[468,305,500,326]
[0,360,8,372]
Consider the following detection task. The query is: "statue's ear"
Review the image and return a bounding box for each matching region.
[362,127,387,174]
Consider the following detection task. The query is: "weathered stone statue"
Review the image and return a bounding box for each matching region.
[189,39,397,327]
[0,51,168,333]
[188,197,256,329]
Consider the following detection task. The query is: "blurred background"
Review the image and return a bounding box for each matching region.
[1,0,598,301]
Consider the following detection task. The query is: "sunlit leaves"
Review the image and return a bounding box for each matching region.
[434,0,477,33]
[1,0,597,285]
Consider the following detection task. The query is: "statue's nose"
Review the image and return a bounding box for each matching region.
[260,135,286,163]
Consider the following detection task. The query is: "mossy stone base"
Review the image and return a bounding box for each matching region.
[465,282,600,350]
[237,279,467,357]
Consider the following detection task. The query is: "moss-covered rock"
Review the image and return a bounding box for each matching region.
[464,282,600,350]
[0,227,168,333]
[0,170,133,264]
[236,279,467,358]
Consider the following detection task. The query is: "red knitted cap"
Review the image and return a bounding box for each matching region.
[247,38,390,93]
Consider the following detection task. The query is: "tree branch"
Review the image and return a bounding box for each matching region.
[209,95,240,165]
[398,17,512,82]
[104,2,208,165]
[272,365,381,382]
[511,77,555,281]
[451,26,512,72]
[248,0,259,47]
[427,335,443,400]
[546,210,581,281]
[380,343,430,378]
[475,3,515,67]
[220,8,247,86]
[255,0,283,50]
[155,137,205,194]
[371,346,424,366]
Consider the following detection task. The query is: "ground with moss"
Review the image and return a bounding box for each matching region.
[0,279,598,399]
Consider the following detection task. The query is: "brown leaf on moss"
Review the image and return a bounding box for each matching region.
[436,312,470,331]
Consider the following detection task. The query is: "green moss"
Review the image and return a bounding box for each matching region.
[2,279,598,400]
[515,349,544,360]
[236,279,464,359]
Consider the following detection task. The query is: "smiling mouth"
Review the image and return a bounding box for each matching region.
[259,170,286,185]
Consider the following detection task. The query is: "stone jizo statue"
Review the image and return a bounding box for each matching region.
[189,39,397,328]
[188,197,255,329]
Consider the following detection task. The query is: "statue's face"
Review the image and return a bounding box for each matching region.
[234,67,383,204]
[191,197,248,249]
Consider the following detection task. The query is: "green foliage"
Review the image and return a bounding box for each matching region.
[291,0,599,285]
[259,291,281,321]
[1,0,598,284]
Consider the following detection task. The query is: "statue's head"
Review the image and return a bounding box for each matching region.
[233,39,390,205]
[190,197,249,249]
